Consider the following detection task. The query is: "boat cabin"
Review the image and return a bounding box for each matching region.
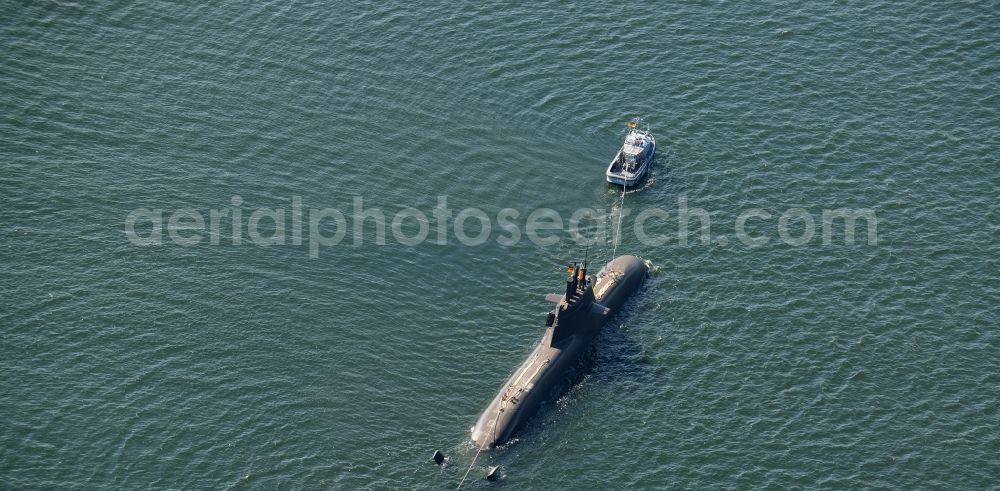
[611,139,648,173]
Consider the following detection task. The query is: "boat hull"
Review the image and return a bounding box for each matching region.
[605,141,655,187]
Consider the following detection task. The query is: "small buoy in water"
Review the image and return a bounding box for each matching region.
[485,465,501,481]
[432,450,446,466]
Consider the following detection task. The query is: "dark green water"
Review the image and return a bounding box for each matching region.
[2,1,997,488]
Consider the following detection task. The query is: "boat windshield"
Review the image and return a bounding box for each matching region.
[623,143,644,155]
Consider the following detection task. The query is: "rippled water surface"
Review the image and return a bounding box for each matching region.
[2,1,997,488]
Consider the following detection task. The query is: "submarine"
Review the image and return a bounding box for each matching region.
[469,254,649,449]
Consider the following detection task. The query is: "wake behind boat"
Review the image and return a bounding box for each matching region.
[606,119,655,187]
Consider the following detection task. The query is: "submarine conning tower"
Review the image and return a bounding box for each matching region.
[550,259,598,346]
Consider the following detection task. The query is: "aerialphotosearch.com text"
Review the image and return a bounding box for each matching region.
[124,195,877,258]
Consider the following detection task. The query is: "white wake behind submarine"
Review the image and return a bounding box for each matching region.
[469,254,649,450]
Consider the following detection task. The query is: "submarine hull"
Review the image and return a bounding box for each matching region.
[470,255,648,449]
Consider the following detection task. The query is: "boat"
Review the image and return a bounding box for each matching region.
[605,119,655,187]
